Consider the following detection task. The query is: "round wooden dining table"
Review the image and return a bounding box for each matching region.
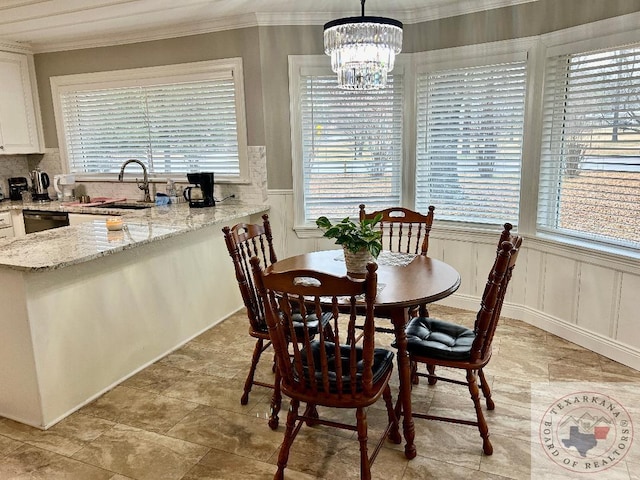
[266,249,461,459]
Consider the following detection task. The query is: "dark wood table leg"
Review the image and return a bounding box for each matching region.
[391,306,417,459]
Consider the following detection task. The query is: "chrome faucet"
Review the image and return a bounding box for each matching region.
[118,159,151,203]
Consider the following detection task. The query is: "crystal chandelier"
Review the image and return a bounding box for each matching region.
[323,0,403,90]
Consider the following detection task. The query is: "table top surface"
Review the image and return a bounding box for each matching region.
[267,250,461,308]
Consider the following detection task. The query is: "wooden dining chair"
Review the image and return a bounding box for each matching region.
[251,258,401,480]
[403,223,522,455]
[222,214,332,429]
[359,203,435,319]
[359,204,435,257]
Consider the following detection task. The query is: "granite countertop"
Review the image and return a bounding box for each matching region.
[0,200,268,272]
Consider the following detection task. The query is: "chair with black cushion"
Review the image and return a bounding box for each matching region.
[403,223,522,455]
[222,214,332,429]
[251,258,401,480]
[359,204,435,319]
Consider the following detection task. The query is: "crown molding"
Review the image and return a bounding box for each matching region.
[252,0,538,26]
[409,0,537,23]
[0,0,50,10]
[28,0,538,53]
[30,13,260,53]
[0,37,33,54]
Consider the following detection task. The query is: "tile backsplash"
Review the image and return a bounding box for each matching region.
[0,155,30,198]
[2,147,268,204]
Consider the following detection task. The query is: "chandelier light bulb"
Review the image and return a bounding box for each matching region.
[323,0,403,90]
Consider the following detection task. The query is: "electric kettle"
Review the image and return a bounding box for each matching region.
[30,168,51,201]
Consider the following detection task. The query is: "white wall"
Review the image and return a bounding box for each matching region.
[268,190,640,371]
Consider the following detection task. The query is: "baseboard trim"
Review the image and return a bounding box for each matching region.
[439,294,640,371]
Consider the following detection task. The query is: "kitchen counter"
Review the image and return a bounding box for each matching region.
[0,201,267,271]
[0,200,268,429]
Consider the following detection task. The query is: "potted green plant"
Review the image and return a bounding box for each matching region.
[316,214,383,276]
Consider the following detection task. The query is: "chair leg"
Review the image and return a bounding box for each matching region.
[275,399,299,480]
[356,407,371,480]
[479,368,495,410]
[322,321,336,342]
[427,364,437,385]
[268,366,281,429]
[410,360,419,385]
[242,338,265,405]
[383,384,402,444]
[467,369,493,455]
[304,403,320,426]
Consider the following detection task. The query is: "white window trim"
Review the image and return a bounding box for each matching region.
[533,12,640,256]
[289,11,640,260]
[413,39,534,229]
[50,58,249,183]
[288,55,318,233]
[288,54,412,234]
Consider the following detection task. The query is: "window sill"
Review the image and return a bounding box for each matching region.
[293,225,323,239]
[295,220,639,273]
[530,232,640,266]
[73,175,251,185]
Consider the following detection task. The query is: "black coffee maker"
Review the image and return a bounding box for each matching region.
[184,172,215,208]
[8,177,29,201]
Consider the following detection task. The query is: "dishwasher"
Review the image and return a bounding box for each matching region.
[23,210,70,234]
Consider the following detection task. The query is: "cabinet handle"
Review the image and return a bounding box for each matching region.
[0,145,4,150]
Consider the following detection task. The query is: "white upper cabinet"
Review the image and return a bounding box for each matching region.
[0,50,43,154]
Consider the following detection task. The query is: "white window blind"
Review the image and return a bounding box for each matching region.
[299,73,404,222]
[55,64,244,178]
[538,44,640,249]
[415,60,526,225]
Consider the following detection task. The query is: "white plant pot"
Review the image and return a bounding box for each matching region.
[343,247,374,278]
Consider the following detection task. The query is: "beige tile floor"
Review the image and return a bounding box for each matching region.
[1,305,640,479]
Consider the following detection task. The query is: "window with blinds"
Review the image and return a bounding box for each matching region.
[538,44,640,249]
[299,73,404,222]
[415,59,526,225]
[52,60,246,179]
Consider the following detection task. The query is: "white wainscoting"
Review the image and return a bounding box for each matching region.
[267,190,640,370]
[0,217,255,429]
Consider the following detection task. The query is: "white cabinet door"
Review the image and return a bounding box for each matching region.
[0,211,14,238]
[0,211,11,228]
[11,210,25,237]
[0,51,43,154]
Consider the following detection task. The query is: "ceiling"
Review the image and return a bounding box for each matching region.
[0,0,537,53]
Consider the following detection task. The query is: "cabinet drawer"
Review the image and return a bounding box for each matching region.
[0,226,14,238]
[0,211,12,228]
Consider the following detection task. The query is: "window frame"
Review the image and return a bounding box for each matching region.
[534,20,640,255]
[288,54,412,233]
[537,45,640,251]
[413,47,530,228]
[289,43,534,234]
[50,58,249,183]
[289,12,640,259]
